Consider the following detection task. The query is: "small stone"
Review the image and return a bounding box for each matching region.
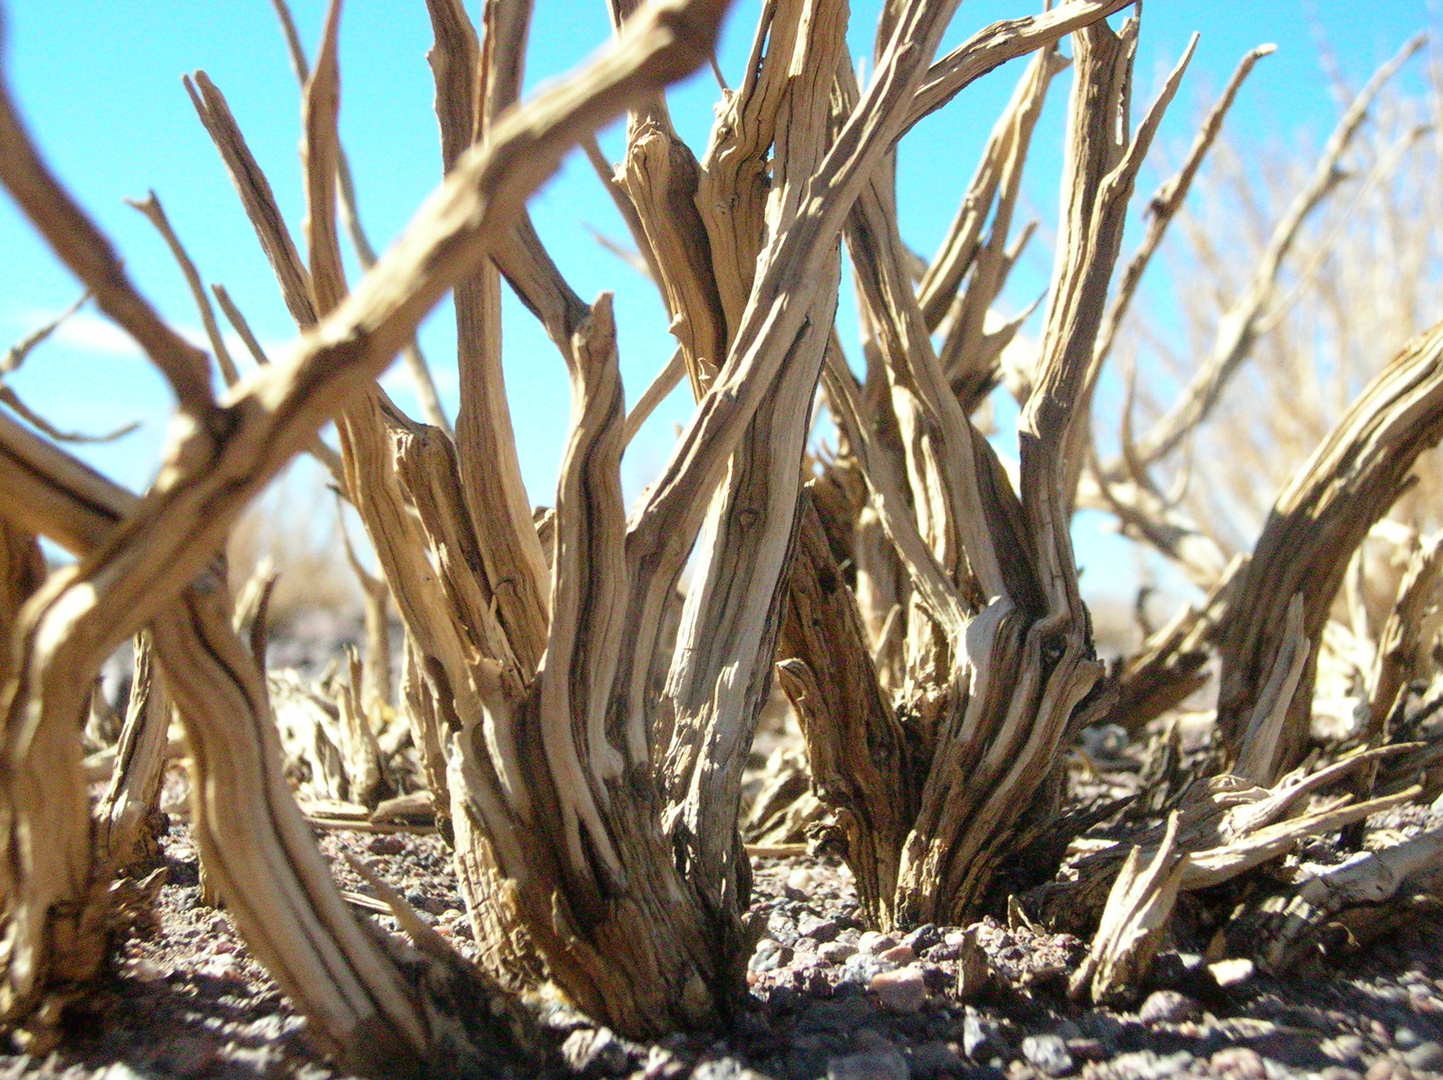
[208,913,229,935]
[1208,958,1254,987]
[1210,1047,1266,1080]
[692,1058,770,1080]
[902,924,943,953]
[799,915,841,943]
[1324,1036,1367,1066]
[99,1066,148,1080]
[750,938,792,973]
[827,1050,910,1080]
[859,931,899,956]
[820,941,858,964]
[962,1009,1003,1060]
[367,833,405,855]
[1064,1040,1105,1064]
[871,967,926,1014]
[840,953,892,986]
[1104,1050,1193,1080]
[1138,989,1200,1025]
[1020,1034,1072,1078]
[123,956,166,982]
[643,1045,687,1080]
[200,955,244,982]
[1396,1027,1422,1050]
[878,944,917,965]
[955,929,991,1003]
[1317,1068,1364,1080]
[1403,1042,1443,1072]
[785,868,815,900]
[561,1027,630,1076]
[1365,1059,1413,1080]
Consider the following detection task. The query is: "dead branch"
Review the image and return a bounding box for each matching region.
[1121,34,1425,473]
[0,291,87,376]
[1215,317,1443,780]
[125,191,239,386]
[93,632,172,872]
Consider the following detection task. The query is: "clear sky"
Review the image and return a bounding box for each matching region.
[0,0,1436,596]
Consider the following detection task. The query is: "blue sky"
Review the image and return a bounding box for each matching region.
[0,0,1436,598]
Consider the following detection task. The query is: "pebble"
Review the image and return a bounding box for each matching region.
[1325,1036,1367,1064]
[1098,1050,1193,1080]
[792,950,821,972]
[1137,990,1200,1025]
[840,953,894,985]
[751,938,792,973]
[643,1045,688,1080]
[859,932,900,956]
[1396,1026,1422,1050]
[826,1049,910,1080]
[819,941,858,964]
[123,956,166,982]
[367,833,405,855]
[199,955,244,982]
[877,944,917,965]
[1210,1047,1266,1080]
[800,915,842,943]
[692,1059,770,1080]
[871,967,926,1014]
[99,1066,147,1080]
[1021,1034,1072,1077]
[785,868,816,900]
[962,1009,1003,1061]
[902,925,943,953]
[1208,958,1255,987]
[1365,1059,1414,1080]
[561,1027,630,1076]
[1066,1039,1106,1063]
[1403,1042,1443,1072]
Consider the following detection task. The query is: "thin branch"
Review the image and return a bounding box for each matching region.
[0,382,139,445]
[623,345,684,445]
[268,0,454,435]
[211,283,269,367]
[125,190,240,386]
[0,81,216,422]
[1090,41,1275,378]
[905,0,1133,135]
[1127,33,1426,469]
[0,290,88,375]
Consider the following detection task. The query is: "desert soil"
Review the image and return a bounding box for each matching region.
[10,787,1442,1080]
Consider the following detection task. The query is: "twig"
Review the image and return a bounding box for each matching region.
[126,190,239,386]
[0,290,88,375]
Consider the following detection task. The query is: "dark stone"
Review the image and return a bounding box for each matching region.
[903,925,944,953]
[826,1050,910,1080]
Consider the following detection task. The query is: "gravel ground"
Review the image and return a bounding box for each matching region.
[7,785,1442,1080]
